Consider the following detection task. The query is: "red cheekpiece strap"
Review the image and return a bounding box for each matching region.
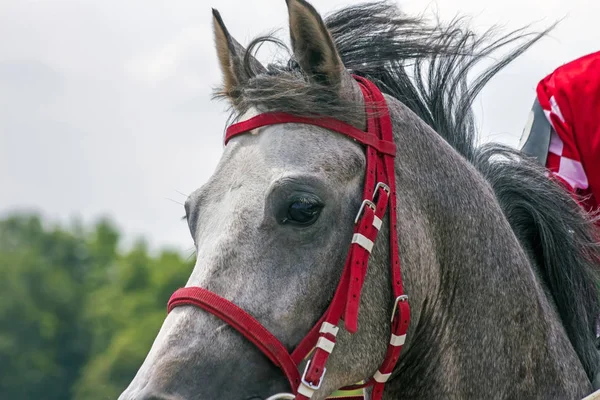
[168,287,302,391]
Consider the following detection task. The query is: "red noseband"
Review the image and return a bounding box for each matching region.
[168,76,410,399]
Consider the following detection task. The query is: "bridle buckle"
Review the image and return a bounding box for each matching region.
[301,360,326,390]
[375,182,391,196]
[354,199,376,224]
[265,394,295,400]
[391,295,408,322]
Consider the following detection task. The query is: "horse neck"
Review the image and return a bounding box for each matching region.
[379,101,591,399]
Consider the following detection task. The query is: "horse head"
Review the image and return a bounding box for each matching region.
[120,1,600,399]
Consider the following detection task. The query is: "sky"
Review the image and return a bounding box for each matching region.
[0,0,598,252]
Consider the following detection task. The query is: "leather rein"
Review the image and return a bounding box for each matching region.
[167,75,411,400]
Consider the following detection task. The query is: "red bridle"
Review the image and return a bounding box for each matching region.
[167,76,411,400]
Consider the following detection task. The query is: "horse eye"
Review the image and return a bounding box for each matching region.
[284,198,323,226]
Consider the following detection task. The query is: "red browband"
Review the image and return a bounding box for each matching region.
[168,75,410,399]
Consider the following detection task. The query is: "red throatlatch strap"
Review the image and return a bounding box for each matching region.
[370,298,410,400]
[167,287,301,391]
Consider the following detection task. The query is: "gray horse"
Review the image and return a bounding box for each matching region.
[119,0,600,399]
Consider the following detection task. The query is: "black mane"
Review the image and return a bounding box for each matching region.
[325,2,550,162]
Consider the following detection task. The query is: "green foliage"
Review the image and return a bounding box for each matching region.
[0,213,194,400]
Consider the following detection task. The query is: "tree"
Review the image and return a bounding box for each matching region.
[0,213,193,399]
[0,214,94,400]
[74,242,193,400]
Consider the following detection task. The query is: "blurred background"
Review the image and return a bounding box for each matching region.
[0,0,598,398]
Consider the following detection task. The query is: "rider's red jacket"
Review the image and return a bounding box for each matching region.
[535,50,600,214]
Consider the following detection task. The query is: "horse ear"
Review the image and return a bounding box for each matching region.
[286,0,344,86]
[212,9,265,100]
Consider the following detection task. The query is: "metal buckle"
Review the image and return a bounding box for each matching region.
[373,182,391,203]
[375,182,391,195]
[265,394,295,400]
[391,295,408,322]
[354,199,376,224]
[301,360,326,390]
